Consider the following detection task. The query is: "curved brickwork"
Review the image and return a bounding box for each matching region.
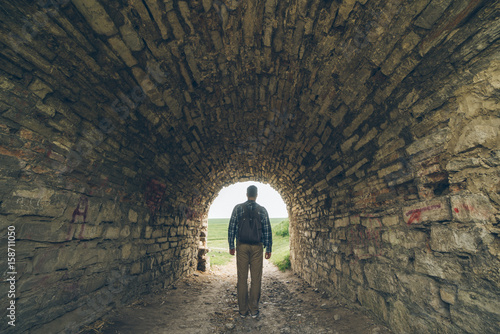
[0,1,498,333]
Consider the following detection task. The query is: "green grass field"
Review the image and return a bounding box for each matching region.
[207,218,290,271]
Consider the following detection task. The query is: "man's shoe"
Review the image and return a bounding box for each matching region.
[251,311,259,319]
[239,312,247,318]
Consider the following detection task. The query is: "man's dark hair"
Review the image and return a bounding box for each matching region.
[247,185,258,198]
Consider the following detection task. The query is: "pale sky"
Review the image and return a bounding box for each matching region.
[208,181,288,218]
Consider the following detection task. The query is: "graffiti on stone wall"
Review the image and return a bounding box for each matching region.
[178,188,203,220]
[405,204,442,225]
[15,195,46,211]
[347,218,382,260]
[14,159,51,211]
[451,195,494,223]
[402,201,449,225]
[453,203,484,217]
[144,179,166,217]
[57,196,89,240]
[70,196,88,224]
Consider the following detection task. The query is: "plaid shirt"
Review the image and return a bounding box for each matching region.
[228,200,272,253]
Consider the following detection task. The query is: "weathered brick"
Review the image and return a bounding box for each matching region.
[104,227,121,240]
[451,194,496,224]
[403,199,451,225]
[382,229,427,248]
[414,250,464,282]
[454,118,500,154]
[343,105,374,138]
[334,217,349,228]
[72,0,118,36]
[414,0,453,29]
[107,36,138,67]
[28,78,53,99]
[430,225,479,253]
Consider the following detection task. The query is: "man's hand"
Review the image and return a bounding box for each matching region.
[265,252,271,259]
[230,249,235,256]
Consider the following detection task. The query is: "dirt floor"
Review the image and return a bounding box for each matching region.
[83,258,393,334]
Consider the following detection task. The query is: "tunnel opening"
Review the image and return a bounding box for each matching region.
[205,181,289,271]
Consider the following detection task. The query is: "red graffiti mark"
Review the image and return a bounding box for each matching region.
[407,211,421,225]
[145,179,166,216]
[405,204,441,225]
[462,204,473,211]
[348,225,382,260]
[181,194,203,220]
[65,224,74,241]
[405,204,442,216]
[77,224,85,240]
[71,196,88,223]
[454,203,488,219]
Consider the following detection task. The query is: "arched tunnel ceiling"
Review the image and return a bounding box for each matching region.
[0,0,498,215]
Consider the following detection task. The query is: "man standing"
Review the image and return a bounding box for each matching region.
[228,185,272,319]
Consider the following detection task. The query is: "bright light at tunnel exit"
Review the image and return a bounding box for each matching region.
[208,181,288,218]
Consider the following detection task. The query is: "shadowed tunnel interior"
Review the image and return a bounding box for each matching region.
[0,0,499,333]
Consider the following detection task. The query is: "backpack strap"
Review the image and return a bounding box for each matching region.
[250,203,261,228]
[246,202,260,218]
[242,202,251,219]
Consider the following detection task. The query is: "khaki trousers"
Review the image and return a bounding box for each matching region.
[236,242,263,315]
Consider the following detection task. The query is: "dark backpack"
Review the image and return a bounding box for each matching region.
[238,203,262,244]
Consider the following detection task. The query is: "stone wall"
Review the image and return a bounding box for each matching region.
[0,0,498,333]
[0,118,201,333]
[290,55,500,334]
